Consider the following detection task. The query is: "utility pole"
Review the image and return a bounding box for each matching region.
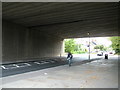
[87,32,90,60]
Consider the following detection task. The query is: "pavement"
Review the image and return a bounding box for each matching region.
[1,55,119,88]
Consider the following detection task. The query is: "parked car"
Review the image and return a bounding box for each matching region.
[108,51,115,55]
[109,52,113,54]
[97,52,103,56]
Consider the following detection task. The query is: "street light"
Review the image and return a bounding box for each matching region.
[87,32,90,60]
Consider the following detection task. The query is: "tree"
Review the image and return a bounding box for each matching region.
[65,39,88,54]
[65,39,76,53]
[110,37,120,54]
[94,45,100,49]
[94,45,106,51]
[74,44,82,51]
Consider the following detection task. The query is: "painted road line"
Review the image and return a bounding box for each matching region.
[40,61,49,64]
[13,64,20,68]
[1,66,8,69]
[34,62,41,65]
[7,64,18,69]
[24,63,31,66]
[16,63,31,68]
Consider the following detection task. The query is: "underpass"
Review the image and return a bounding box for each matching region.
[2,2,118,64]
[1,2,119,88]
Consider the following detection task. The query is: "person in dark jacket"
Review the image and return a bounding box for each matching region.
[67,52,73,66]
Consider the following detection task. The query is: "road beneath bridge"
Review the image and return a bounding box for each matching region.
[1,54,102,77]
[1,55,118,88]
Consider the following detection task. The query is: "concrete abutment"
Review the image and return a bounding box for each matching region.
[2,20,64,64]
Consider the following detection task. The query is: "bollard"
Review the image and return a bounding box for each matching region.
[105,54,108,59]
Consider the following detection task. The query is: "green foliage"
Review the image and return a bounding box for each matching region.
[94,45,107,51]
[74,44,82,51]
[110,37,120,54]
[73,50,86,54]
[65,39,76,53]
[94,45,100,49]
[65,39,86,54]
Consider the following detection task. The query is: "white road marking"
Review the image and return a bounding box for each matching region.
[34,62,41,64]
[24,63,31,66]
[1,60,55,70]
[1,66,8,69]
[13,64,20,67]
[41,61,49,64]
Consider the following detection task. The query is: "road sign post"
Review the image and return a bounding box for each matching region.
[87,32,90,60]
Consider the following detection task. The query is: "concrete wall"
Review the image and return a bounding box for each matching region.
[2,20,63,63]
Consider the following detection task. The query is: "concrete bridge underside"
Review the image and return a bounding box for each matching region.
[2,2,119,63]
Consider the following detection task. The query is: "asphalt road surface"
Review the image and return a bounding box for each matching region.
[1,54,103,77]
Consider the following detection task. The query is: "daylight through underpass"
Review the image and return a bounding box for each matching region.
[64,37,115,59]
[63,36,119,65]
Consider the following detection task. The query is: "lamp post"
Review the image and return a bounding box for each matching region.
[87,32,90,60]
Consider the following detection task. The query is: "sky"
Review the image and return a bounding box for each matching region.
[74,37,112,47]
